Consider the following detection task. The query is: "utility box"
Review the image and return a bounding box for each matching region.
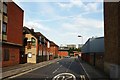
[110,64,120,78]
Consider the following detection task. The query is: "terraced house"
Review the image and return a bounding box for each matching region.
[23,27,53,63]
[50,41,59,59]
[1,1,24,67]
[36,32,50,62]
[23,27,39,63]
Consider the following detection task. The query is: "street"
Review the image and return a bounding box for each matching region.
[9,57,88,80]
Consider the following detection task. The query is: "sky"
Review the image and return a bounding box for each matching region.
[14,0,104,47]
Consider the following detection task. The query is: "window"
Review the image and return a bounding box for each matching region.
[27,42,31,49]
[39,36,42,44]
[24,38,28,46]
[28,52,32,58]
[31,37,36,46]
[2,23,7,34]
[47,42,50,48]
[39,36,41,41]
[3,49,9,61]
[3,4,7,14]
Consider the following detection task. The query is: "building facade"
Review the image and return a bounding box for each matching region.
[81,37,104,70]
[104,2,120,78]
[58,47,69,58]
[50,41,59,59]
[67,44,76,49]
[1,2,24,67]
[23,27,39,63]
[36,32,49,62]
[23,27,52,63]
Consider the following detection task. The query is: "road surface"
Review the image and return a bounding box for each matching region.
[9,57,88,80]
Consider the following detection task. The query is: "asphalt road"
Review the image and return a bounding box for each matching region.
[9,57,88,80]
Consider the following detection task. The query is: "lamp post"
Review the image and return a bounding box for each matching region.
[78,35,83,58]
[78,35,83,45]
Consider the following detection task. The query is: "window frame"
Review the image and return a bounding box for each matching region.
[31,37,36,46]
[3,3,7,15]
[3,49,9,61]
[2,22,7,35]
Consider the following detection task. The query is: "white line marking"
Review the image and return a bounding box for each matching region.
[8,65,46,79]
[80,75,86,80]
[52,68,59,74]
[66,59,73,72]
[78,59,91,80]
[52,65,62,74]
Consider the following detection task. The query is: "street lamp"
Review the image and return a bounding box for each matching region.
[78,35,83,45]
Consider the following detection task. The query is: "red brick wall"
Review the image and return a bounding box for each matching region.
[2,2,24,67]
[7,2,24,45]
[2,45,20,67]
[50,46,59,57]
[59,51,68,57]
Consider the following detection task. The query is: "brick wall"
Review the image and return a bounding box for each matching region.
[7,2,24,45]
[2,45,20,67]
[59,51,68,57]
[104,2,120,76]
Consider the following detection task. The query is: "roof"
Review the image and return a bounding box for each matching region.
[36,32,49,41]
[50,41,59,47]
[11,0,24,12]
[81,37,104,53]
[23,27,38,38]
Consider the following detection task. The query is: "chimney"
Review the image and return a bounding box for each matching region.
[31,28,34,32]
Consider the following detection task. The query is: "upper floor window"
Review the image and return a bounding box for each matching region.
[24,38,28,46]
[2,23,7,35]
[39,36,41,41]
[31,37,36,46]
[3,3,7,14]
[27,41,31,49]
[47,42,50,48]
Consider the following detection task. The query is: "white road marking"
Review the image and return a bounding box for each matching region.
[80,75,86,80]
[66,59,74,72]
[52,65,62,74]
[52,73,76,80]
[8,65,45,79]
[78,59,91,80]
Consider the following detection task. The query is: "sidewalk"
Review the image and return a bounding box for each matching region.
[0,58,61,79]
[78,58,109,80]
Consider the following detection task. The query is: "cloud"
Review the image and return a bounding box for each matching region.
[57,0,102,12]
[24,21,51,32]
[61,16,103,31]
[17,1,104,46]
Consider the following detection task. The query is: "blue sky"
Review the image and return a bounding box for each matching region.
[14,0,104,47]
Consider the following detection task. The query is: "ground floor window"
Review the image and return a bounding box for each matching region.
[3,49,9,61]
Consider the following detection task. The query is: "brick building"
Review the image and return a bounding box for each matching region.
[23,27,53,63]
[1,2,24,67]
[104,2,120,78]
[36,32,50,62]
[23,27,40,63]
[58,47,69,58]
[81,37,104,70]
[50,41,59,59]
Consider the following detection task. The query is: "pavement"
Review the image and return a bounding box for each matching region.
[0,57,110,80]
[78,58,109,80]
[0,58,61,79]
